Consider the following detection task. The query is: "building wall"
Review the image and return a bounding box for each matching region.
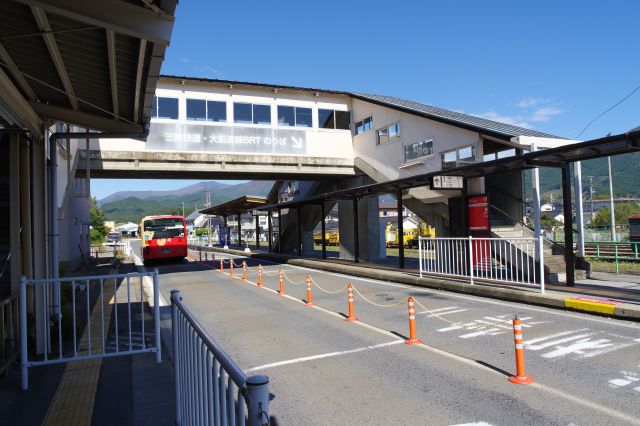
[91,80,354,161]
[351,98,483,182]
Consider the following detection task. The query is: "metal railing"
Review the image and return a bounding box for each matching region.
[20,270,161,390]
[1,293,19,375]
[171,290,270,426]
[418,236,545,292]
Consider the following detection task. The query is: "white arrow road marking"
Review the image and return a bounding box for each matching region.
[541,338,613,358]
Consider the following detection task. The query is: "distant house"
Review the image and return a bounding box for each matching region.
[541,209,564,223]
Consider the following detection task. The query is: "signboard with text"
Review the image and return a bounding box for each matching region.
[468,195,489,232]
[146,123,307,155]
[431,175,464,190]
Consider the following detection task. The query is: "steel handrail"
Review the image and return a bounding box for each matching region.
[25,271,154,284]
[171,292,247,389]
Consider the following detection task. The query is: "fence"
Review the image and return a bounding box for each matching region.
[418,236,545,292]
[20,270,161,390]
[171,290,270,426]
[0,293,19,375]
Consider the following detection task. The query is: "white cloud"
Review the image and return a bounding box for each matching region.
[474,111,533,129]
[196,66,224,78]
[516,97,551,108]
[530,106,563,122]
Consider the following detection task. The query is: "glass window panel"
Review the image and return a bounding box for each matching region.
[458,146,475,161]
[335,110,350,129]
[497,148,516,159]
[404,139,433,162]
[157,97,179,119]
[442,150,457,168]
[277,106,295,126]
[377,127,388,144]
[355,120,364,135]
[151,96,157,118]
[207,100,226,122]
[234,102,252,124]
[186,99,206,121]
[318,109,334,129]
[389,123,400,139]
[295,107,312,127]
[364,117,373,131]
[253,104,271,125]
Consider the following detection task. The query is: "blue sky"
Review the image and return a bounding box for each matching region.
[92,0,640,200]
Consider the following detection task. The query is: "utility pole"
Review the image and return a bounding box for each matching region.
[181,201,184,217]
[608,157,616,242]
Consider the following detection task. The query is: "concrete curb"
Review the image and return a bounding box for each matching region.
[189,245,640,322]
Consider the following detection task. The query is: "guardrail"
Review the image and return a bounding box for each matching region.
[171,290,270,426]
[0,293,19,375]
[418,236,545,292]
[20,270,161,390]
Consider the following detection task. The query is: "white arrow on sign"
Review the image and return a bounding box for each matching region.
[291,137,302,148]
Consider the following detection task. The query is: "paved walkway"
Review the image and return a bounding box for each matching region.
[0,256,175,426]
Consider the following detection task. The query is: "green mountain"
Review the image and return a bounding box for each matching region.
[533,151,640,201]
[100,180,274,223]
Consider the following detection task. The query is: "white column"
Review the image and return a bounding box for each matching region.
[574,161,585,258]
[608,157,616,242]
[531,144,542,240]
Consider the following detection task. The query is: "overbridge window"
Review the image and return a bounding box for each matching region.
[187,99,227,122]
[441,145,476,169]
[152,96,179,120]
[404,139,433,162]
[234,103,272,125]
[277,106,312,127]
[376,122,401,144]
[354,116,373,135]
[319,109,350,130]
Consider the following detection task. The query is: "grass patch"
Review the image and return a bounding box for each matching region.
[587,258,640,274]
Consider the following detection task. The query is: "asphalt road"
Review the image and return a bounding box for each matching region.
[132,241,640,426]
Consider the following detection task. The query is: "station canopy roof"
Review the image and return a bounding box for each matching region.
[0,0,178,136]
[200,195,269,216]
[258,126,640,211]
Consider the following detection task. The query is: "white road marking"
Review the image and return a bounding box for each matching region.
[541,338,613,359]
[525,329,590,346]
[609,377,639,387]
[527,333,596,351]
[459,328,502,339]
[451,423,494,426]
[245,340,404,372]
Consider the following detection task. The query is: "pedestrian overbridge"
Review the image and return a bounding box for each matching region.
[76,143,355,179]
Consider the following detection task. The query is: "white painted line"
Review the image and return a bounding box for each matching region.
[459,328,502,339]
[524,329,589,345]
[130,249,170,307]
[541,338,613,359]
[583,340,640,358]
[245,340,404,372]
[423,309,468,318]
[634,386,640,392]
[437,325,463,332]
[451,423,494,426]
[609,378,636,387]
[527,333,595,351]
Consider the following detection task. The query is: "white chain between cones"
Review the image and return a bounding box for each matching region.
[310,277,347,294]
[350,285,405,308]
[281,270,305,285]
[219,260,513,330]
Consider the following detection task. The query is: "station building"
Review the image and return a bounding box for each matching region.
[88,76,575,265]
